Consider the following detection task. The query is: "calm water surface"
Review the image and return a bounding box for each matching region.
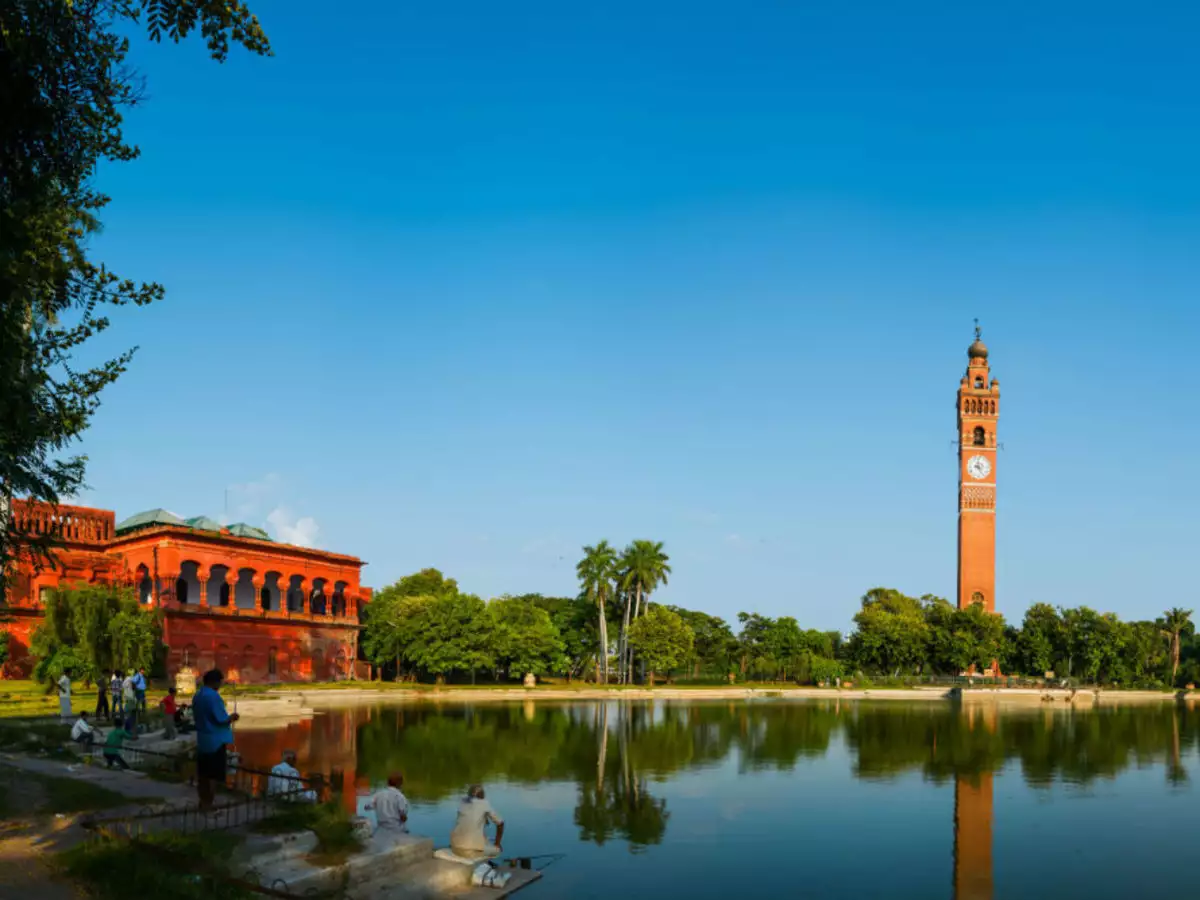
[234,700,1200,899]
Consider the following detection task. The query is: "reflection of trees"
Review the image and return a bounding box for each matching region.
[313,698,1200,854]
[738,702,837,772]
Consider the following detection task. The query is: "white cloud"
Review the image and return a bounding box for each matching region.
[222,473,283,524]
[267,507,320,548]
[725,533,744,545]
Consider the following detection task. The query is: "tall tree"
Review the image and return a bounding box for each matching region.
[1159,608,1194,684]
[626,606,693,685]
[577,541,618,683]
[489,596,566,678]
[30,583,160,683]
[618,540,671,683]
[0,1,270,602]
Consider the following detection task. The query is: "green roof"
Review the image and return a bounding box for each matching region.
[228,522,272,541]
[184,516,223,532]
[115,509,185,533]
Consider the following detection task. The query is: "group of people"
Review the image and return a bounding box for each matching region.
[362,775,505,857]
[65,666,508,855]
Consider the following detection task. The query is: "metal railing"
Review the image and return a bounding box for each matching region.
[82,745,334,837]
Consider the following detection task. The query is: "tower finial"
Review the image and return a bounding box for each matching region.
[974,318,981,341]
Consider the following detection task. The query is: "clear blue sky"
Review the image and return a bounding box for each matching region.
[75,0,1199,629]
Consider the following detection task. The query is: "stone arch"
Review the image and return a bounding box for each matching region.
[311,578,330,615]
[209,564,232,607]
[280,575,301,612]
[971,591,985,607]
[233,568,257,609]
[266,572,287,611]
[178,561,202,605]
[972,426,986,447]
[136,564,152,604]
[241,644,256,681]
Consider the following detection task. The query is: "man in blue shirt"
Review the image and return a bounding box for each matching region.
[193,668,239,812]
[131,668,148,712]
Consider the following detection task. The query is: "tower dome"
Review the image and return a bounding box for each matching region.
[968,338,988,360]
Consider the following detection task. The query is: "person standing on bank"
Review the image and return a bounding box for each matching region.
[110,671,123,722]
[57,670,72,718]
[95,674,110,720]
[193,669,239,812]
[132,667,148,712]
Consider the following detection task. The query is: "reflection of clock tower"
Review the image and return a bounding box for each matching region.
[957,325,999,612]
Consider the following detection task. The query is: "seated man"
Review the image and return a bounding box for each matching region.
[267,749,317,802]
[70,711,96,749]
[450,784,504,857]
[369,773,409,833]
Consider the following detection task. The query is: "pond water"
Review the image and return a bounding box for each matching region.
[233,700,1200,899]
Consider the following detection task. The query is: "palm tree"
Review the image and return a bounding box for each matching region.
[577,541,618,684]
[1159,607,1194,684]
[618,540,671,684]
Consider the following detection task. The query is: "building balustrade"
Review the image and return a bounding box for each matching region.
[11,499,115,545]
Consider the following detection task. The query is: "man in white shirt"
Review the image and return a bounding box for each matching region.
[57,671,72,718]
[450,784,504,856]
[70,711,95,749]
[369,773,410,834]
[267,750,317,802]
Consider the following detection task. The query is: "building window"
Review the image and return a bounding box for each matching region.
[38,586,53,606]
[219,583,230,607]
[176,578,188,604]
[261,585,271,611]
[973,426,986,446]
[974,376,984,388]
[268,648,277,676]
[971,591,985,606]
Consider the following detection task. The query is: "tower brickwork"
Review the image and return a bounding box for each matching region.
[957,327,999,612]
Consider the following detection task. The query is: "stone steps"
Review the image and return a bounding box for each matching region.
[236,827,542,900]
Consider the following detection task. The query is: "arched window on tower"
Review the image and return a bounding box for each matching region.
[973,426,986,446]
[971,591,985,607]
[974,376,984,389]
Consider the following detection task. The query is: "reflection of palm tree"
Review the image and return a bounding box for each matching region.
[1168,708,1188,786]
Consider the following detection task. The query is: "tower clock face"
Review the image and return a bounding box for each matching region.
[966,455,991,480]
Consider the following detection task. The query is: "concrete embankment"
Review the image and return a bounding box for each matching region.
[240,684,1196,715]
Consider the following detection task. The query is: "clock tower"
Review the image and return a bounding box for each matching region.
[957,325,999,612]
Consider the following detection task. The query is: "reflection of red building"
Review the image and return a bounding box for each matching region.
[2,500,370,683]
[236,709,366,811]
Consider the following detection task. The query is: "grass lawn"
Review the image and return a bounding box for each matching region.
[58,831,250,900]
[0,679,168,719]
[0,763,160,816]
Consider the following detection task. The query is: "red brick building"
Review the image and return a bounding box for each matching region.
[2,499,370,683]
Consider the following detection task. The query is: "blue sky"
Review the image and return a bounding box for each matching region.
[74,0,1199,629]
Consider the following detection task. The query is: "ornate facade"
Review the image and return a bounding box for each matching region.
[2,500,370,683]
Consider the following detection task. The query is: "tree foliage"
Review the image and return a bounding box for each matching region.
[490,596,566,677]
[0,0,269,601]
[30,582,160,683]
[627,606,693,683]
